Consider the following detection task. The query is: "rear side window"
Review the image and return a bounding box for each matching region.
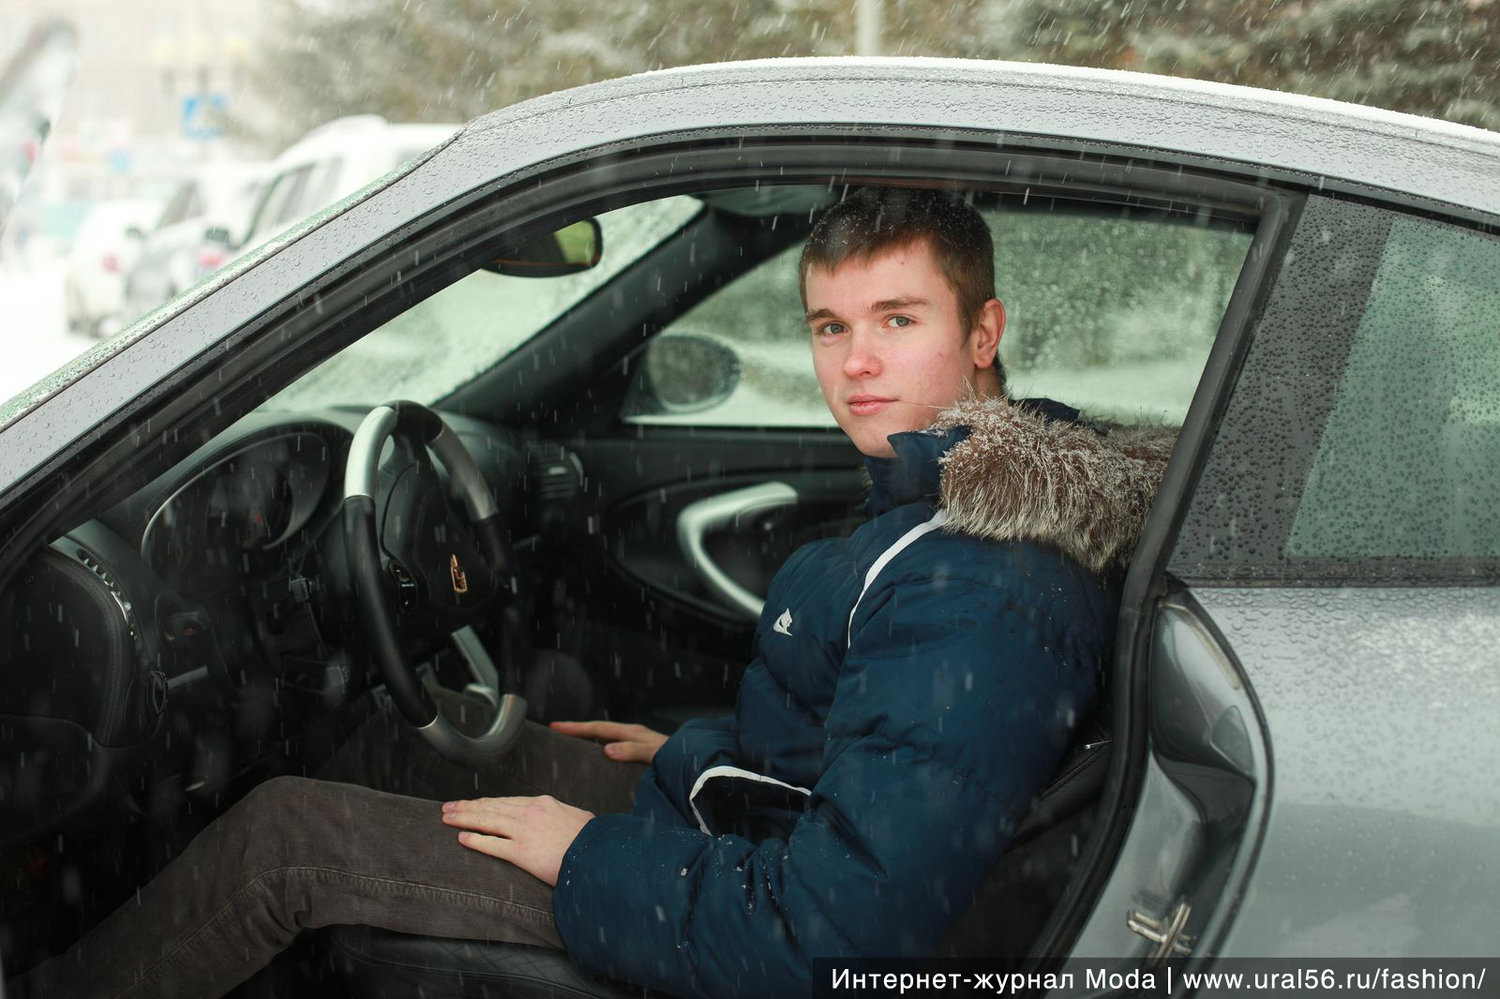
[1288,217,1500,559]
[1173,197,1500,582]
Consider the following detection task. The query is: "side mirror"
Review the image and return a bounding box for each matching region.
[485,219,602,277]
[626,332,741,416]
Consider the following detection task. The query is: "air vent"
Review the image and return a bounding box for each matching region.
[526,443,584,505]
[74,547,138,640]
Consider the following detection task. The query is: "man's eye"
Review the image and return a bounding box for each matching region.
[817,323,846,338]
[887,315,913,328]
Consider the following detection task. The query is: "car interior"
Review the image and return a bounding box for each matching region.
[0,153,1264,995]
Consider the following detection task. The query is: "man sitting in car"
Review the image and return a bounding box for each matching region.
[18,187,1171,999]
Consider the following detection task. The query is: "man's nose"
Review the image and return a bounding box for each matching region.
[842,328,880,378]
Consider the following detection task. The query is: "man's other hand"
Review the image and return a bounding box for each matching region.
[442,795,594,887]
[549,720,667,764]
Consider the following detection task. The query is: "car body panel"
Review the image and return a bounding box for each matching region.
[1,57,1498,989]
[1196,585,1500,958]
[455,58,1500,218]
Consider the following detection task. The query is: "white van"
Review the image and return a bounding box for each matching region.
[237,115,459,255]
[124,162,269,318]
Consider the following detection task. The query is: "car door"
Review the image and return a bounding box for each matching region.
[1059,192,1500,982]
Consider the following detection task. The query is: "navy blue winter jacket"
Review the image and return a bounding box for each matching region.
[553,397,1173,997]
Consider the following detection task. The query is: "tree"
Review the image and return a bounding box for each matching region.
[1016,0,1500,129]
[245,0,1005,149]
[243,0,1498,151]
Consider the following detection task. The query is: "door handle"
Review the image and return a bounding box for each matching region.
[676,482,798,620]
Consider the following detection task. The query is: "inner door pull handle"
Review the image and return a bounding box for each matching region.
[676,482,798,620]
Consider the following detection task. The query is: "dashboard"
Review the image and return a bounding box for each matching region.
[0,406,554,850]
[140,431,332,594]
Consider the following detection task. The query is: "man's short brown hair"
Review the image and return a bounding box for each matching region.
[799,187,997,340]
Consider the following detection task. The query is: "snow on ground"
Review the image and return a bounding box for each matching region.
[0,259,100,404]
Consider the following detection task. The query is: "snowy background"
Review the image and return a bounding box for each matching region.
[0,260,96,401]
[3,0,1497,410]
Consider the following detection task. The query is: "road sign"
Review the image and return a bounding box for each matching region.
[181,92,228,140]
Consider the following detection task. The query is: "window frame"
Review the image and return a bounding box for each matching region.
[438,133,1287,439]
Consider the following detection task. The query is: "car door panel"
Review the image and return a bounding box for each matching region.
[610,469,866,621]
[1189,585,1500,958]
[555,432,864,719]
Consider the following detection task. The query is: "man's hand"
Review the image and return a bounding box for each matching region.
[442,796,594,887]
[550,720,667,764]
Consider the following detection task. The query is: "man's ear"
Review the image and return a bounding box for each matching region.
[970,298,1006,368]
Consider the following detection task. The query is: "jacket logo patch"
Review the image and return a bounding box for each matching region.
[773,608,794,637]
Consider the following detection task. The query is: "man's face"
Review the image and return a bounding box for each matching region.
[805,238,1004,459]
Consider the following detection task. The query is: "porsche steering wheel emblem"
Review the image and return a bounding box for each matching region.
[449,554,469,595]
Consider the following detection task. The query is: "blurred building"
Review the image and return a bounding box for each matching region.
[3,0,272,208]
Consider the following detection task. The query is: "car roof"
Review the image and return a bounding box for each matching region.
[453,57,1500,220]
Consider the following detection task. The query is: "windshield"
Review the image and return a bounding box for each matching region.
[264,196,702,410]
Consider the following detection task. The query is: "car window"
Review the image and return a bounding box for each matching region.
[1287,216,1500,559]
[621,207,1254,426]
[246,165,313,245]
[304,155,345,214]
[1172,197,1500,582]
[271,166,316,229]
[263,196,703,410]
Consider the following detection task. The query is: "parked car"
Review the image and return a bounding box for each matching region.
[232,114,459,258]
[1,59,1498,996]
[123,162,268,319]
[60,197,160,336]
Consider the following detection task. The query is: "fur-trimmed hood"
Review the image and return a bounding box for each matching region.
[929,396,1176,575]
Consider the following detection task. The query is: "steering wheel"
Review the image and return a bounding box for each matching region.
[341,401,527,766]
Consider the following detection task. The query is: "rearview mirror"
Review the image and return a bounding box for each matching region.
[485,219,602,277]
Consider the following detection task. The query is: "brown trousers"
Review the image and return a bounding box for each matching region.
[17,697,646,999]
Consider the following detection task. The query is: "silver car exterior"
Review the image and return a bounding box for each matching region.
[1,59,1498,985]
